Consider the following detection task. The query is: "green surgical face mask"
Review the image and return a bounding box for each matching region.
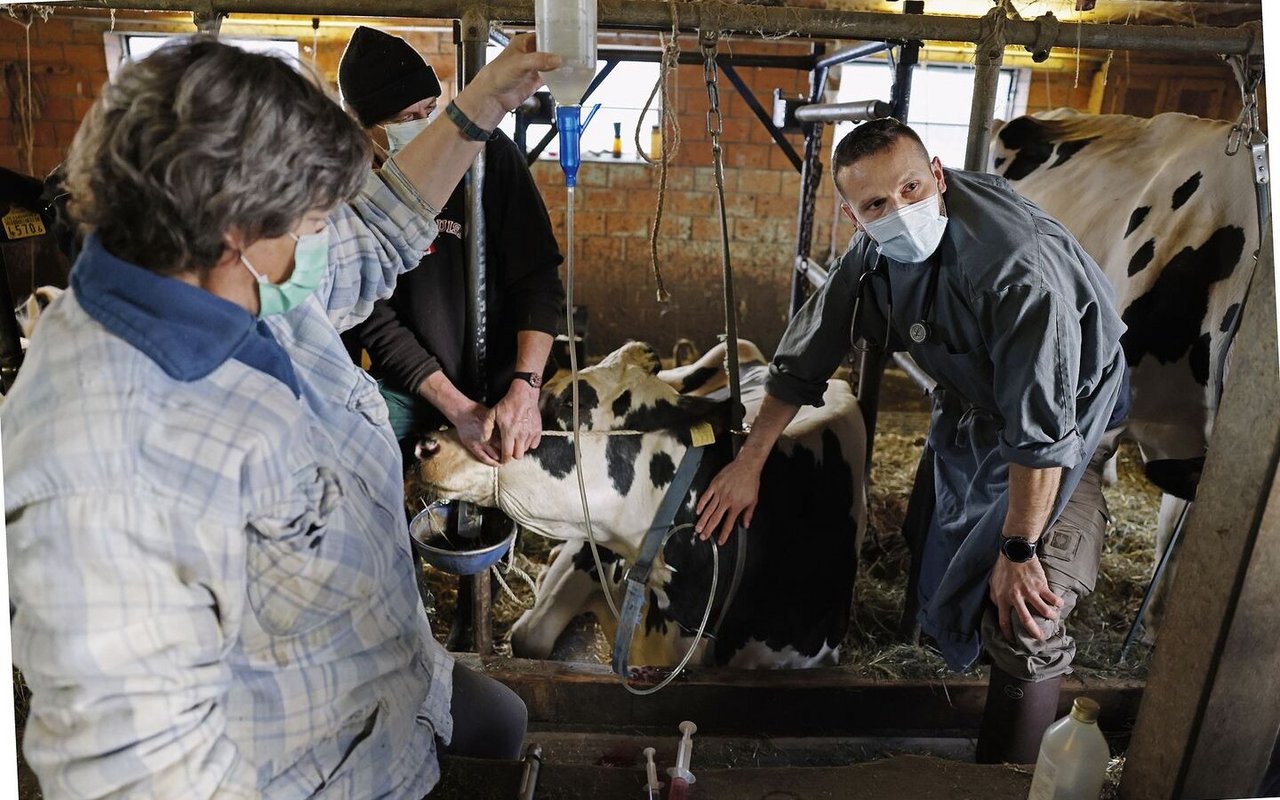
[239,228,330,317]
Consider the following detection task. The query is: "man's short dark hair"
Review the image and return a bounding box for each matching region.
[832,118,930,180]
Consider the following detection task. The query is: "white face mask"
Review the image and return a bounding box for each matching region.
[861,191,948,263]
[383,116,432,154]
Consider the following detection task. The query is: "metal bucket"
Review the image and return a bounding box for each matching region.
[409,500,516,576]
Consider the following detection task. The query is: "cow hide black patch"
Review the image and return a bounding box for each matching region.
[1189,332,1212,386]
[529,434,575,479]
[606,434,643,495]
[570,538,623,582]
[1127,238,1156,277]
[553,380,598,430]
[995,117,1060,181]
[649,451,676,489]
[1125,206,1150,238]
[1049,136,1098,169]
[611,389,633,418]
[678,366,719,395]
[1120,225,1246,382]
[1171,172,1202,211]
[1220,303,1241,333]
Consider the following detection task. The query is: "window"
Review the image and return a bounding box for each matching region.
[122,34,300,63]
[832,60,1024,169]
[488,44,662,163]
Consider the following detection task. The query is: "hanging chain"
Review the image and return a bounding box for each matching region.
[1225,54,1266,163]
[700,29,745,441]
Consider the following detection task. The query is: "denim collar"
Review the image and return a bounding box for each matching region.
[71,234,300,397]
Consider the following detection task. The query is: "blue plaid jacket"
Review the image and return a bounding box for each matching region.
[3,173,454,799]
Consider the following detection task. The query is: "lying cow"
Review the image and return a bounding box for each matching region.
[418,341,867,668]
[991,109,1260,638]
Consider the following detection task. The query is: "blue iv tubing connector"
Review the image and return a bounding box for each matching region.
[557,104,582,187]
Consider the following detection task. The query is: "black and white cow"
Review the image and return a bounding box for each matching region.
[991,108,1261,635]
[418,341,867,668]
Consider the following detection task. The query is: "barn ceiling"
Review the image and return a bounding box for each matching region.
[822,0,1261,26]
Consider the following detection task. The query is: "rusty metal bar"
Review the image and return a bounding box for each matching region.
[34,0,1263,57]
[964,39,1005,171]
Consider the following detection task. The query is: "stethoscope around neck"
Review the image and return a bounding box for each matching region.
[850,250,943,353]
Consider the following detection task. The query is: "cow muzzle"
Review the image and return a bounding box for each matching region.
[413,431,499,507]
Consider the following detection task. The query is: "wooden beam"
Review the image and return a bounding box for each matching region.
[1121,229,1280,799]
[456,655,1143,739]
[435,753,1035,800]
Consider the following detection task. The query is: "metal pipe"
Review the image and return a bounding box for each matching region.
[719,63,802,172]
[799,256,828,289]
[892,352,937,396]
[816,40,892,70]
[794,99,893,124]
[598,47,814,70]
[890,3,923,122]
[788,43,827,318]
[458,10,494,657]
[963,40,1004,172]
[44,0,1264,56]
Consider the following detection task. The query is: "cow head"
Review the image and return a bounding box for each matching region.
[416,341,725,559]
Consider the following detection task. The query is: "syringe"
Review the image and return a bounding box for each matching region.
[667,720,697,799]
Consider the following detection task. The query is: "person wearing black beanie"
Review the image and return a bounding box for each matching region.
[339,28,566,653]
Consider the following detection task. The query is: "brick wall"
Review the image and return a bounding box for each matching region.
[0,10,1253,358]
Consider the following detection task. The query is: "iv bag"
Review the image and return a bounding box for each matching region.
[535,0,597,104]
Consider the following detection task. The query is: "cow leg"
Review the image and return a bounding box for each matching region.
[1102,450,1119,487]
[1142,492,1190,645]
[511,542,603,659]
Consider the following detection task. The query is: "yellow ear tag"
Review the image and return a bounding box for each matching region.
[689,421,716,448]
[3,207,45,241]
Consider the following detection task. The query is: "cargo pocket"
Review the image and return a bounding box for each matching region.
[1039,474,1107,596]
[246,464,355,636]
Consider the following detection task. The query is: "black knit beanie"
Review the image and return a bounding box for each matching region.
[338,26,442,127]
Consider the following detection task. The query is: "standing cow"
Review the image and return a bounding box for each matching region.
[991,109,1261,636]
[417,341,867,668]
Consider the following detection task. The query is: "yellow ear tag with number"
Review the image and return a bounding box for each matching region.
[3,207,46,241]
[689,421,716,448]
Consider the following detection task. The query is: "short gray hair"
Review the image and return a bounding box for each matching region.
[65,37,370,276]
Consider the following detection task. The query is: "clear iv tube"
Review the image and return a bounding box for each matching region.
[565,186,622,623]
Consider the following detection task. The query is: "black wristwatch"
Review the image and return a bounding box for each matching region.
[1000,536,1039,563]
[512,371,543,389]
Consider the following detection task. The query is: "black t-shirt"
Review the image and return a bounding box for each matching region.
[349,132,564,421]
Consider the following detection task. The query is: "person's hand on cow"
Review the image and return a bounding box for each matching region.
[695,456,763,546]
[988,555,1063,642]
[450,401,501,467]
[493,380,543,462]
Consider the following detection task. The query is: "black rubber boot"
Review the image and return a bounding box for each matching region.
[975,665,1063,764]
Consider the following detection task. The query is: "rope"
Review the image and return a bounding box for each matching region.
[4,6,51,175]
[634,1,682,304]
[973,0,1012,65]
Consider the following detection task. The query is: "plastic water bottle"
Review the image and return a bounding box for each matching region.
[1027,698,1110,800]
[534,0,597,104]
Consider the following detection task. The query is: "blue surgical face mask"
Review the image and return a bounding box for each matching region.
[862,191,948,263]
[240,228,330,317]
[383,116,432,154]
